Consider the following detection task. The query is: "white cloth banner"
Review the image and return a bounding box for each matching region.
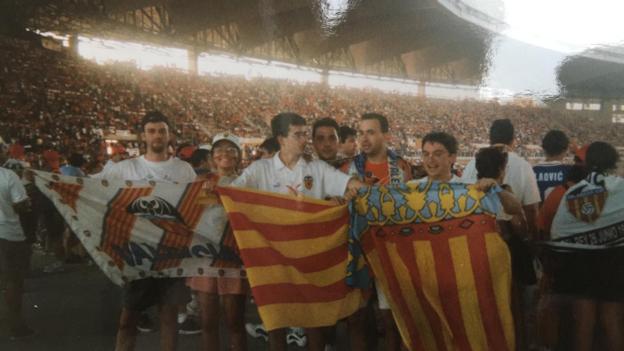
[551,174,624,249]
[34,170,238,285]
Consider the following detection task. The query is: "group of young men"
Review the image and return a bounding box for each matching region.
[1,108,597,351]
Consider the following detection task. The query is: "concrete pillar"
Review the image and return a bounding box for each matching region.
[188,47,198,75]
[321,68,329,87]
[68,34,79,56]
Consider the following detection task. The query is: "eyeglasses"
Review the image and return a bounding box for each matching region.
[290,131,309,139]
[422,151,450,159]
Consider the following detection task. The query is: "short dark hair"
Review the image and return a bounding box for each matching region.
[489,119,514,145]
[542,130,569,157]
[422,132,458,155]
[141,110,171,131]
[339,126,357,143]
[68,153,86,167]
[259,137,280,153]
[586,141,619,173]
[475,147,508,179]
[361,113,389,133]
[312,118,339,139]
[271,112,306,138]
[190,148,210,168]
[565,164,589,184]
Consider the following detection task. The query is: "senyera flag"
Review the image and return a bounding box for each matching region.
[33,170,240,285]
[217,186,365,331]
[350,182,515,351]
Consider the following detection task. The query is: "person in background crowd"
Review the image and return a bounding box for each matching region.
[310,117,369,351]
[533,130,572,202]
[461,119,541,350]
[60,153,86,177]
[338,125,357,159]
[474,147,524,216]
[189,148,212,176]
[0,143,34,340]
[256,137,280,160]
[550,141,622,351]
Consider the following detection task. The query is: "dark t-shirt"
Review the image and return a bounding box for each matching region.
[533,162,572,201]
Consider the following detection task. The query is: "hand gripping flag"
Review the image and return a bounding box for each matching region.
[217,186,365,331]
[349,181,515,351]
[33,170,240,285]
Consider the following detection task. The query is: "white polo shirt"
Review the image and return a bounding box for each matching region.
[232,152,351,199]
[0,167,28,241]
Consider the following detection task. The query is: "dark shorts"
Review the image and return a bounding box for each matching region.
[122,278,191,311]
[0,238,31,282]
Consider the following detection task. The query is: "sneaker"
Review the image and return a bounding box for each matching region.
[136,313,155,333]
[42,260,64,273]
[9,325,35,340]
[286,327,307,347]
[245,323,268,342]
[178,317,201,335]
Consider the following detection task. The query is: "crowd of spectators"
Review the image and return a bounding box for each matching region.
[2,35,622,170]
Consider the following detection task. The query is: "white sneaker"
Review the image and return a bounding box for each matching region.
[43,260,64,273]
[245,323,268,342]
[286,327,307,347]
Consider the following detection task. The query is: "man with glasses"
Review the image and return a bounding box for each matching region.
[412,132,461,183]
[231,112,365,351]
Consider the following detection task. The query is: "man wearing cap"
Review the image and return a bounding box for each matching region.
[0,144,34,340]
[188,132,249,351]
[97,111,196,351]
[230,112,365,351]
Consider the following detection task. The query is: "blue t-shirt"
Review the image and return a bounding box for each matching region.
[60,165,85,177]
[533,162,572,201]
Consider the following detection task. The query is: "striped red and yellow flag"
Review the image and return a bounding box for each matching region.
[362,215,514,351]
[217,186,365,331]
[352,183,515,351]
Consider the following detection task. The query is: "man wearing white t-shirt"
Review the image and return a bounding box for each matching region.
[461,119,540,237]
[461,119,541,350]
[98,111,196,351]
[231,112,364,351]
[0,144,34,340]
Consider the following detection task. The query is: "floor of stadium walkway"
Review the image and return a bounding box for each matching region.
[0,250,366,351]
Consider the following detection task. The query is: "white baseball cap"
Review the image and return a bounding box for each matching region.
[212,133,241,150]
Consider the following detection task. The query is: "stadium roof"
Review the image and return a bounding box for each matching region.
[22,0,503,85]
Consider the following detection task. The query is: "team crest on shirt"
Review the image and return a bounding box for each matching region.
[303,175,314,190]
[566,187,608,223]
